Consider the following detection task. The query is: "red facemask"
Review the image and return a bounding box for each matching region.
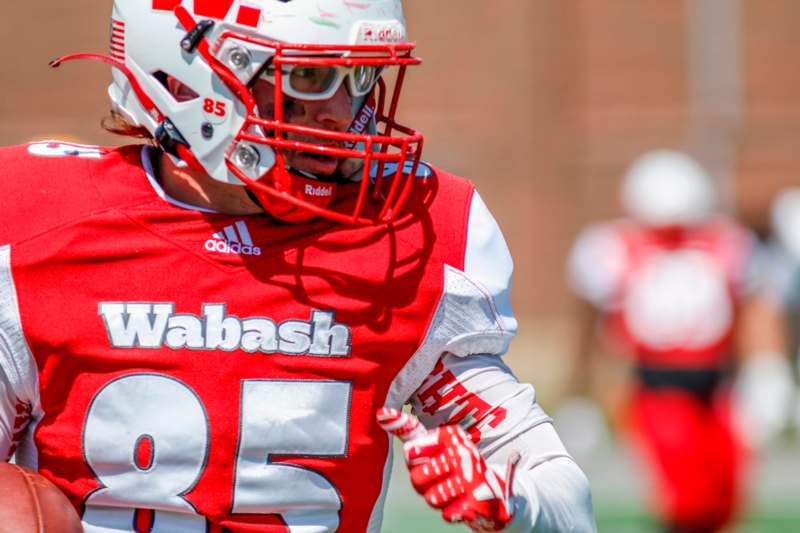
[170,7,426,225]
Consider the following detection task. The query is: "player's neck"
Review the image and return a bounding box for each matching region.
[156,151,263,215]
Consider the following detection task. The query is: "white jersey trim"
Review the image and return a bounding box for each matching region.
[382,190,518,407]
[0,245,41,466]
[464,192,518,338]
[384,264,514,409]
[364,435,394,533]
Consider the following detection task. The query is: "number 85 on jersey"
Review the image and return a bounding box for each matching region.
[82,373,351,532]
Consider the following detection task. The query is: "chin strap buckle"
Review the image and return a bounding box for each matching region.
[180,19,215,53]
[155,118,190,158]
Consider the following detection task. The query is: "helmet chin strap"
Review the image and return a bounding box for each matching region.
[339,94,377,181]
[248,161,338,223]
[244,187,264,210]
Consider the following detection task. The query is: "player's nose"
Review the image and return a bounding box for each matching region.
[311,84,354,132]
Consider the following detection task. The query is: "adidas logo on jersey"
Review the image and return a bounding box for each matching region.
[205,221,261,256]
[99,303,352,357]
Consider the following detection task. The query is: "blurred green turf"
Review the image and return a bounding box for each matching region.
[380,440,800,532]
[593,508,800,533]
[381,466,800,532]
[382,503,800,533]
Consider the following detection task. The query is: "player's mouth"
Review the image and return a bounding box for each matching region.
[291,149,341,176]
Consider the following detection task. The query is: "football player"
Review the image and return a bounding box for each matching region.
[0,1,595,532]
[567,150,782,533]
[757,188,800,436]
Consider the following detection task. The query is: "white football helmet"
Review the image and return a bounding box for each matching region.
[621,150,716,227]
[52,0,424,224]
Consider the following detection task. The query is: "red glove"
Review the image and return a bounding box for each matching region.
[377,407,519,532]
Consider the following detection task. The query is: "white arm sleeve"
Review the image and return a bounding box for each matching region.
[389,191,595,530]
[410,354,596,533]
[567,224,628,308]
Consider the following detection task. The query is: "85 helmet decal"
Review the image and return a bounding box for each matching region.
[51,0,425,224]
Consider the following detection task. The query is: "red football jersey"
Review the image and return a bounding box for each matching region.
[0,141,518,532]
[569,219,758,368]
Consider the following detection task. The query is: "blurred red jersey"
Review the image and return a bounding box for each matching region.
[569,219,758,368]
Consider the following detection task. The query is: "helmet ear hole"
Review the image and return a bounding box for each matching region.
[153,71,199,103]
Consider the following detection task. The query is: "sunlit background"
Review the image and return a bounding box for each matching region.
[3,1,800,531]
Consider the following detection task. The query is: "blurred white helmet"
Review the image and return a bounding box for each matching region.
[621,150,716,226]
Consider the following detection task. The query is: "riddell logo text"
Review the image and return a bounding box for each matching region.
[304,184,334,197]
[99,303,352,356]
[359,23,405,43]
[349,105,376,136]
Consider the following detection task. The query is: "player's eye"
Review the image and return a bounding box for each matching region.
[289,66,338,95]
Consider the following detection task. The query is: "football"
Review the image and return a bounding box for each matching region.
[0,462,82,532]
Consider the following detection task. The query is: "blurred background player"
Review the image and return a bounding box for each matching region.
[566,149,793,533]
[760,188,800,433]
